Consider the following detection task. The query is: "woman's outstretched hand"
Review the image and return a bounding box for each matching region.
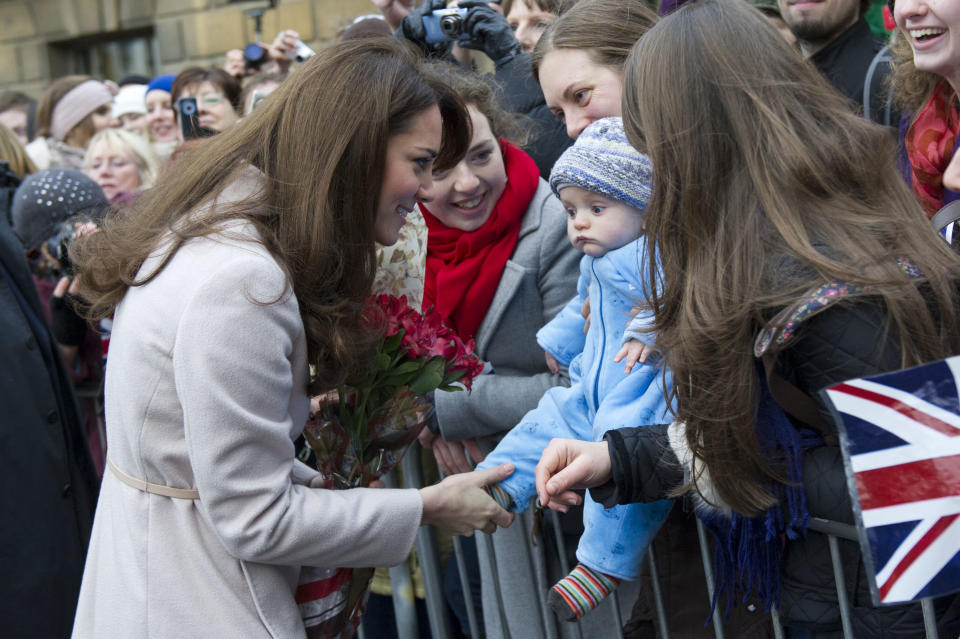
[535,439,612,512]
[420,463,515,536]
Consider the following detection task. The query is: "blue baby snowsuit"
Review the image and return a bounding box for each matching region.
[477,237,674,580]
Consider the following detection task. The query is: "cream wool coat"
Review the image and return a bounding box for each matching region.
[72,175,424,638]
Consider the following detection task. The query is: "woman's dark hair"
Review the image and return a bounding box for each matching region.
[423,60,530,147]
[531,0,657,82]
[624,0,960,516]
[171,66,243,113]
[74,38,471,392]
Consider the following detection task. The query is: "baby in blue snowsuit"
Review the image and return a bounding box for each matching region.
[476,117,674,621]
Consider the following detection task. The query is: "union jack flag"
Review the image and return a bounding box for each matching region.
[821,356,960,606]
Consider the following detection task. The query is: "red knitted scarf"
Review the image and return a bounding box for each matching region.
[420,142,540,341]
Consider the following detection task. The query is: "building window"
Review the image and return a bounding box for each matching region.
[49,28,156,82]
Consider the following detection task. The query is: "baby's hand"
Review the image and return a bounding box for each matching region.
[544,351,559,375]
[613,339,656,373]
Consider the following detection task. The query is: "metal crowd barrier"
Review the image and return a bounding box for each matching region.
[365,443,943,639]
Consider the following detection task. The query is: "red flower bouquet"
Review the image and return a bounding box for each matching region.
[303,294,484,489]
[298,294,484,639]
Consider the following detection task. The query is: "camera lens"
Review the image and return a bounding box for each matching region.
[244,43,267,65]
[439,14,463,38]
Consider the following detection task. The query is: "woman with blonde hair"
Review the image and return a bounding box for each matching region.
[83,127,160,203]
[69,38,516,638]
[536,1,960,636]
[0,123,37,180]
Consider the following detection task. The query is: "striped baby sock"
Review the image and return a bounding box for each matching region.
[483,483,513,510]
[548,564,620,621]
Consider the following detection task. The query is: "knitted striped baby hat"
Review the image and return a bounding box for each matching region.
[549,116,653,211]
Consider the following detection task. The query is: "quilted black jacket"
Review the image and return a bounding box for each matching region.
[594,297,960,637]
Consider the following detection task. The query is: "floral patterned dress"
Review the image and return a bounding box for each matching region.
[374,208,428,306]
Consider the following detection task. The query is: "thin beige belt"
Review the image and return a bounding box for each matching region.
[107,456,200,500]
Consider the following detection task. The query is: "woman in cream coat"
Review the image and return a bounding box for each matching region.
[70,39,514,638]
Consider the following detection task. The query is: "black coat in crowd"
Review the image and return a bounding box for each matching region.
[489,51,572,180]
[0,181,99,638]
[811,17,900,127]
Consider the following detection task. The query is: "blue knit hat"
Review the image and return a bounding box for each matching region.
[146,74,175,95]
[549,117,653,212]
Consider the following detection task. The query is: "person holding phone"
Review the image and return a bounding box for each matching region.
[170,67,242,139]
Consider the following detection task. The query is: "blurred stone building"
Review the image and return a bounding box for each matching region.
[0,0,379,95]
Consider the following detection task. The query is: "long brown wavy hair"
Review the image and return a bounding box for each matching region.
[72,38,471,392]
[623,0,960,516]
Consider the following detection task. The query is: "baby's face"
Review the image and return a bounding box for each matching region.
[561,186,644,258]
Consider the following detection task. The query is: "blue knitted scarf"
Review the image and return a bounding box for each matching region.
[695,362,819,620]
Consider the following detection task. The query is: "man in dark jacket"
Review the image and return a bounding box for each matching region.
[778,0,897,125]
[0,163,99,638]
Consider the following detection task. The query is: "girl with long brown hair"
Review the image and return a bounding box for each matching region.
[69,38,516,638]
[535,1,960,636]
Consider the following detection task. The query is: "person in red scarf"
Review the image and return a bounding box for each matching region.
[414,61,580,638]
[891,0,960,221]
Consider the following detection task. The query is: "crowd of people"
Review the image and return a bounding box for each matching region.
[2,0,960,637]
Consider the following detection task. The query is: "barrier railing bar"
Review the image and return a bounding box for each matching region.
[520,511,559,639]
[414,526,451,639]
[404,448,453,639]
[810,518,940,639]
[808,517,858,541]
[388,560,421,638]
[826,533,856,638]
[545,509,583,639]
[646,550,670,639]
[546,509,571,575]
[480,530,513,639]
[451,535,481,639]
[610,590,626,639]
[921,597,939,639]
[694,517,726,639]
[770,605,785,639]
[382,469,423,639]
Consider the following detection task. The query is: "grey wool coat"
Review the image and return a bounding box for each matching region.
[433,179,580,442]
[72,172,425,638]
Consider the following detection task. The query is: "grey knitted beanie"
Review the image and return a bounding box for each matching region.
[549,117,653,212]
[12,168,107,250]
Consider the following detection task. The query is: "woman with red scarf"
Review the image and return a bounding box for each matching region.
[414,62,579,638]
[891,0,960,223]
